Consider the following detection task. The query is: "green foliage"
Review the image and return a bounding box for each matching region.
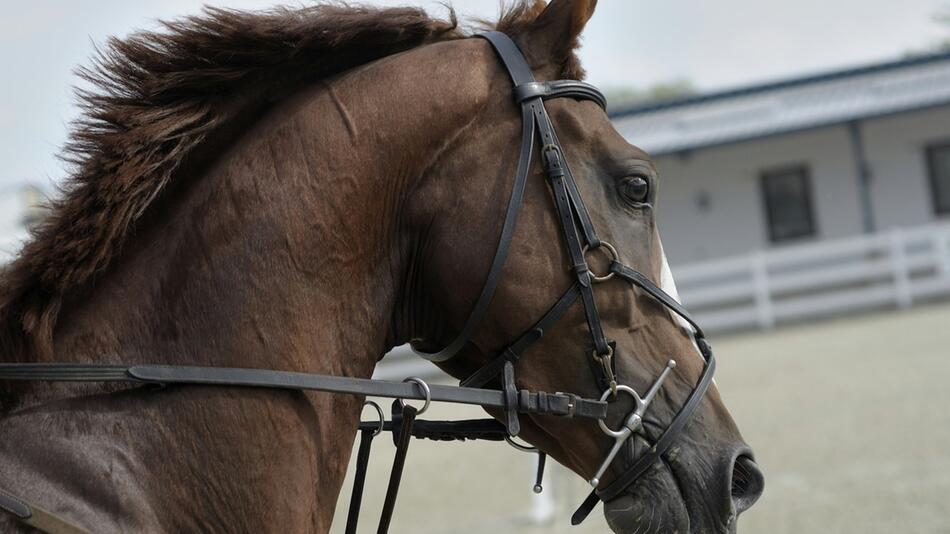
[936,4,950,50]
[603,79,697,110]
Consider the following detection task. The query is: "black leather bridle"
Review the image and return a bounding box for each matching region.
[413,31,717,524]
[0,32,715,532]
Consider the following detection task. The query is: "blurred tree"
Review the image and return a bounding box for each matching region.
[603,79,696,111]
[935,4,950,50]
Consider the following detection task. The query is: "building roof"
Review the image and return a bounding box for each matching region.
[609,50,950,155]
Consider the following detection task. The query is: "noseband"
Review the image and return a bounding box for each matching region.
[414,32,717,523]
[0,32,715,531]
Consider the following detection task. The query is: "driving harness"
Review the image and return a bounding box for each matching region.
[0,31,715,532]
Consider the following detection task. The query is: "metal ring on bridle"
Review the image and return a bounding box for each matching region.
[362,400,385,437]
[398,377,431,416]
[591,343,614,362]
[582,241,618,282]
[597,385,643,438]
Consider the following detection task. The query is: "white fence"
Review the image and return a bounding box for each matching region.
[377,222,950,379]
[674,222,950,333]
[3,221,947,378]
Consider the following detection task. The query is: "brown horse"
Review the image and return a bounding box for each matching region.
[0,1,762,532]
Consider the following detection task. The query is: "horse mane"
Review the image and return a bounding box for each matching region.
[0,1,580,360]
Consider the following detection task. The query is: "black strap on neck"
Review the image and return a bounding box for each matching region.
[413,30,608,363]
[376,402,418,534]
[0,363,607,421]
[571,346,716,524]
[344,429,375,534]
[358,417,508,442]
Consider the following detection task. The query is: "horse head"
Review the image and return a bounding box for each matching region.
[405,2,764,531]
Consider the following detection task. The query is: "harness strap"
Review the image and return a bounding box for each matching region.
[0,488,91,534]
[549,123,603,249]
[461,283,581,389]
[535,104,607,337]
[501,360,520,435]
[414,30,608,363]
[412,88,536,363]
[357,418,508,442]
[571,348,718,525]
[609,261,706,338]
[514,80,607,109]
[344,429,375,534]
[0,364,607,421]
[377,402,418,534]
[478,31,536,85]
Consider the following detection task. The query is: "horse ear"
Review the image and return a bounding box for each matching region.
[525,0,597,63]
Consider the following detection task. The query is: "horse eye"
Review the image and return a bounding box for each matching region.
[620,176,650,204]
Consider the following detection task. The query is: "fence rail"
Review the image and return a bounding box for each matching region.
[673,222,950,333]
[4,222,946,379]
[376,222,950,379]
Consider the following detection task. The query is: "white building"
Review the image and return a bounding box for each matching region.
[609,51,950,333]
[611,50,950,266]
[2,53,950,344]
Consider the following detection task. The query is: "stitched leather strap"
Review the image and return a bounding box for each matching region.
[571,348,717,525]
[0,364,607,420]
[478,31,537,85]
[597,351,716,502]
[461,283,581,389]
[358,418,508,442]
[412,102,536,362]
[514,80,607,109]
[344,429,375,534]
[377,402,417,534]
[609,261,706,338]
[502,360,520,435]
[413,31,608,362]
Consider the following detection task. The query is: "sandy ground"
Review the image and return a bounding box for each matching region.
[330,302,950,533]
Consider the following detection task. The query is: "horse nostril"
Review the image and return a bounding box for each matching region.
[731,454,765,515]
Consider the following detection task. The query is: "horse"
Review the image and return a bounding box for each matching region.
[0,1,763,532]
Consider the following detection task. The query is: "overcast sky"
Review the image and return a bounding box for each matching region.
[1,0,947,188]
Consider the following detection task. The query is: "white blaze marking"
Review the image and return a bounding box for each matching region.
[657,240,706,364]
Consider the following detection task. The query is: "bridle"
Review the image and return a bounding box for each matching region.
[413,31,717,524]
[0,32,715,533]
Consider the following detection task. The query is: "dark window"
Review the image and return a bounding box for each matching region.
[760,165,816,243]
[926,142,950,215]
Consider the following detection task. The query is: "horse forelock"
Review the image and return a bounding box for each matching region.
[0,1,585,362]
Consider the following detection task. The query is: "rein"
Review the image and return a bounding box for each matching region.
[0,364,605,420]
[0,32,715,532]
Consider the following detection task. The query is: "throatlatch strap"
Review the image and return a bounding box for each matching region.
[414,31,608,363]
[461,283,581,389]
[377,402,418,534]
[412,33,539,363]
[345,429,376,534]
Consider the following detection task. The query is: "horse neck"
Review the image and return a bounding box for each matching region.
[48,60,486,382]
